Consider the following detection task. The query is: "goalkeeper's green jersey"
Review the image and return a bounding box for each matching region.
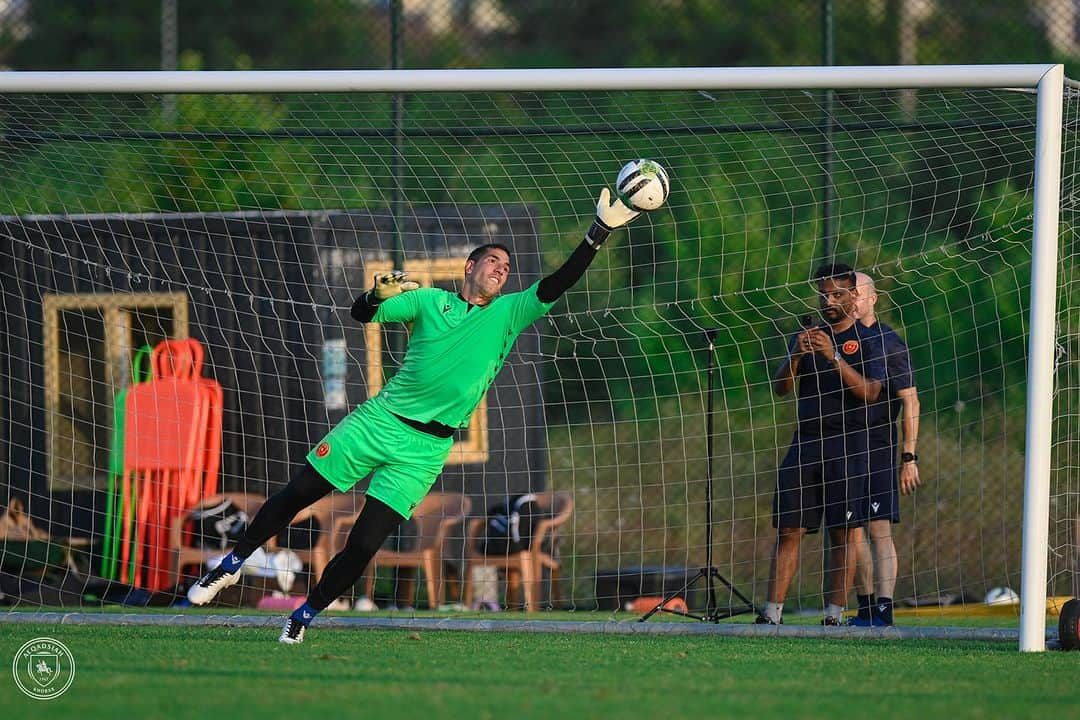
[368,280,556,428]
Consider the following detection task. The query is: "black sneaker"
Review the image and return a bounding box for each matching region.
[754,614,779,625]
[186,565,241,605]
[279,616,306,645]
[821,616,842,626]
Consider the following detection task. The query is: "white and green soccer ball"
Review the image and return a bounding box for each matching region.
[616,158,670,211]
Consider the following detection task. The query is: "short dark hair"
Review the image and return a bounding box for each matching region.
[812,262,856,287]
[467,243,512,266]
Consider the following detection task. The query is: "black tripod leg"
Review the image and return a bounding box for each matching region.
[639,331,759,625]
[708,569,757,619]
[703,566,719,619]
[717,571,756,610]
[638,570,704,622]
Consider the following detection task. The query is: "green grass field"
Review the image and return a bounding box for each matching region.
[1,619,1077,720]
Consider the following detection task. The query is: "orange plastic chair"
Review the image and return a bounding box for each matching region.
[153,340,207,587]
[122,341,205,589]
[169,493,272,587]
[122,338,223,590]
[332,493,470,609]
[463,491,573,612]
[154,339,214,509]
[171,339,223,500]
[198,375,223,498]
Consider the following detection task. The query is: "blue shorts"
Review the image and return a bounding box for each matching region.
[774,432,870,531]
[867,441,900,523]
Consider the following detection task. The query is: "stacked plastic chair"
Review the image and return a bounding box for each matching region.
[101,345,153,581]
[119,339,223,590]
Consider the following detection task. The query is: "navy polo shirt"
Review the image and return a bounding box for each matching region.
[864,320,915,446]
[792,321,886,437]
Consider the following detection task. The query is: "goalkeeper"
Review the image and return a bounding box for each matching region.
[187,189,640,644]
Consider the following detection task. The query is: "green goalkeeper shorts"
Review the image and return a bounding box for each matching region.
[305,399,454,519]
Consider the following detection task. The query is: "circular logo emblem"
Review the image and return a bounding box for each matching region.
[841,340,860,355]
[11,637,75,700]
[315,442,331,458]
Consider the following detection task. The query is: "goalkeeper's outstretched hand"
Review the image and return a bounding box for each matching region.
[585,188,641,248]
[372,270,420,301]
[596,188,640,229]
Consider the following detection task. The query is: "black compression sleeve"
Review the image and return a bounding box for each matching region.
[307,495,404,610]
[536,240,599,303]
[350,289,379,323]
[232,461,334,558]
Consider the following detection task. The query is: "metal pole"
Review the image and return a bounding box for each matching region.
[0,66,1055,94]
[161,0,178,124]
[1019,63,1064,653]
[390,0,406,276]
[704,330,718,617]
[820,0,836,264]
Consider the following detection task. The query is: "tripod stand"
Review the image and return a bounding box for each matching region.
[640,329,756,622]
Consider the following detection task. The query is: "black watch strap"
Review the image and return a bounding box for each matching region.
[901,451,918,463]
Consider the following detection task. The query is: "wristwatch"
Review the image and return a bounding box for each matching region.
[901,452,918,464]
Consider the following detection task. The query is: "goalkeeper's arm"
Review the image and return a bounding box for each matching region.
[351,270,419,322]
[537,188,639,303]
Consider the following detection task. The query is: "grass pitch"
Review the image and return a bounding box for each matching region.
[1,620,1077,720]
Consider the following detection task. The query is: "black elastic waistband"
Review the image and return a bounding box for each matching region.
[391,412,456,439]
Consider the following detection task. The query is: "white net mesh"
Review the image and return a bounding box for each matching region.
[0,81,1074,620]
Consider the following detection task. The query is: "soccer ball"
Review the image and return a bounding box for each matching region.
[616,159,670,211]
[984,586,1020,605]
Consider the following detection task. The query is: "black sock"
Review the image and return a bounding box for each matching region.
[875,597,894,624]
[857,593,875,621]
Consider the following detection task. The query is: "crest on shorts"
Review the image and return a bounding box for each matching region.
[841,340,859,355]
[315,442,331,458]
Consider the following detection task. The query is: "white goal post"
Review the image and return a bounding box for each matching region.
[0,65,1068,652]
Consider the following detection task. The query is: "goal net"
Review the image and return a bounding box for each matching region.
[0,67,1073,650]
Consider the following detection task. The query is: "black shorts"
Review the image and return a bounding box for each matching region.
[774,432,870,531]
[867,441,900,523]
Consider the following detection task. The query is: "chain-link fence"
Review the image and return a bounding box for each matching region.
[1,1,1079,73]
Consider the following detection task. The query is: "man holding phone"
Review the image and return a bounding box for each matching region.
[759,263,886,626]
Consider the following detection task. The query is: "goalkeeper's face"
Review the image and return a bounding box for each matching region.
[464,247,511,300]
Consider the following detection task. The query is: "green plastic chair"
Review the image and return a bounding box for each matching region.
[101,345,153,580]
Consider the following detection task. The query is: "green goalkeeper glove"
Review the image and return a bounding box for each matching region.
[585,188,641,248]
[370,270,419,303]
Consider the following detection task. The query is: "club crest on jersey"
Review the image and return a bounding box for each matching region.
[315,442,331,458]
[841,340,860,355]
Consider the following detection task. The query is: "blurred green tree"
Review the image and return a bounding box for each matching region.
[3,0,385,70]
